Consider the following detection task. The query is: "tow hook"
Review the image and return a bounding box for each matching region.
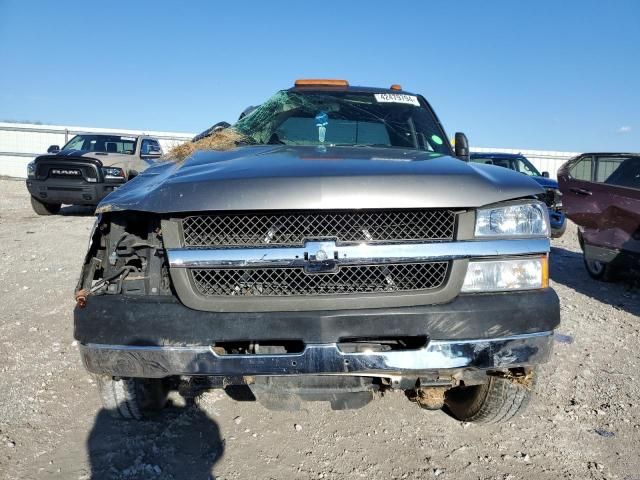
[415,386,448,410]
[75,289,88,308]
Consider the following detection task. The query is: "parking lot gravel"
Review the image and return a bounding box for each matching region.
[1,177,639,480]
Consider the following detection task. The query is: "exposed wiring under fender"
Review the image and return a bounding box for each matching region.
[75,212,170,308]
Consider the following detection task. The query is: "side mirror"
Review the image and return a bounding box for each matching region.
[454,132,469,161]
[47,145,60,154]
[542,171,550,178]
[141,145,162,158]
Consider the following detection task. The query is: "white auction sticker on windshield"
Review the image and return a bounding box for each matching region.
[120,136,136,141]
[374,93,420,106]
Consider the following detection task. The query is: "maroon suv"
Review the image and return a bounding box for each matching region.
[558,153,640,280]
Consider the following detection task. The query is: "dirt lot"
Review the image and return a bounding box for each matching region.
[1,177,639,480]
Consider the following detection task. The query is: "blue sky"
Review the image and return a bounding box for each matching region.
[0,0,638,152]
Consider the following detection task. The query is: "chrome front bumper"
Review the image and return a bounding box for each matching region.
[80,331,554,379]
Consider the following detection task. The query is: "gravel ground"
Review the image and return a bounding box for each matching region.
[1,177,639,480]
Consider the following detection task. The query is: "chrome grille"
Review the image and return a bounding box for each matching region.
[181,210,456,247]
[190,262,449,297]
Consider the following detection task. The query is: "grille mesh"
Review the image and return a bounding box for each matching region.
[191,262,449,297]
[181,210,456,247]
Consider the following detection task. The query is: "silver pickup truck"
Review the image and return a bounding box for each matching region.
[26,133,162,214]
[74,80,559,424]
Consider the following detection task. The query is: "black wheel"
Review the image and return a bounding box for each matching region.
[583,254,618,282]
[444,370,536,424]
[30,196,61,215]
[96,376,169,420]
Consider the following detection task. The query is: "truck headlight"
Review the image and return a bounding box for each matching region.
[475,201,549,237]
[102,167,125,180]
[27,161,36,178]
[461,256,549,292]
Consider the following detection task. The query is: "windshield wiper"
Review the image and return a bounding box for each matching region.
[333,144,430,152]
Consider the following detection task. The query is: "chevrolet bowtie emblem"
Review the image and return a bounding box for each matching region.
[314,249,328,261]
[304,241,337,273]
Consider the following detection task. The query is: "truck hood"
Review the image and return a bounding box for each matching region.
[96,145,544,214]
[530,175,559,189]
[38,149,137,168]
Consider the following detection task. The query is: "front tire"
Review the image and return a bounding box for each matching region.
[444,370,536,424]
[30,196,61,215]
[96,376,169,420]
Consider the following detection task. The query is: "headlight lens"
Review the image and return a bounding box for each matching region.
[102,167,125,180]
[461,256,548,292]
[475,201,549,237]
[27,161,36,178]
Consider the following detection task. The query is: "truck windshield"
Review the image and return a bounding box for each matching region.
[234,90,452,155]
[513,157,542,176]
[63,135,137,155]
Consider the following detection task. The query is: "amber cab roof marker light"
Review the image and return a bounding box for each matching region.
[294,79,349,87]
[390,84,402,91]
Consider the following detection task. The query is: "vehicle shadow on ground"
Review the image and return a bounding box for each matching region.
[87,404,223,479]
[59,205,95,216]
[550,247,640,317]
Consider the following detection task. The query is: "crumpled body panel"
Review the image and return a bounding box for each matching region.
[96,145,543,214]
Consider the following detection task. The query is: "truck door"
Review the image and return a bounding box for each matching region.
[588,155,640,256]
[560,154,640,254]
[557,154,596,227]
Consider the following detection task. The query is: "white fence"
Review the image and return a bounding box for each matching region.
[0,122,577,179]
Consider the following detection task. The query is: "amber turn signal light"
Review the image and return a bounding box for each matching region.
[541,255,549,289]
[295,79,349,87]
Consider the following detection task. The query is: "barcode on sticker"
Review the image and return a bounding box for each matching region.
[374,93,420,106]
